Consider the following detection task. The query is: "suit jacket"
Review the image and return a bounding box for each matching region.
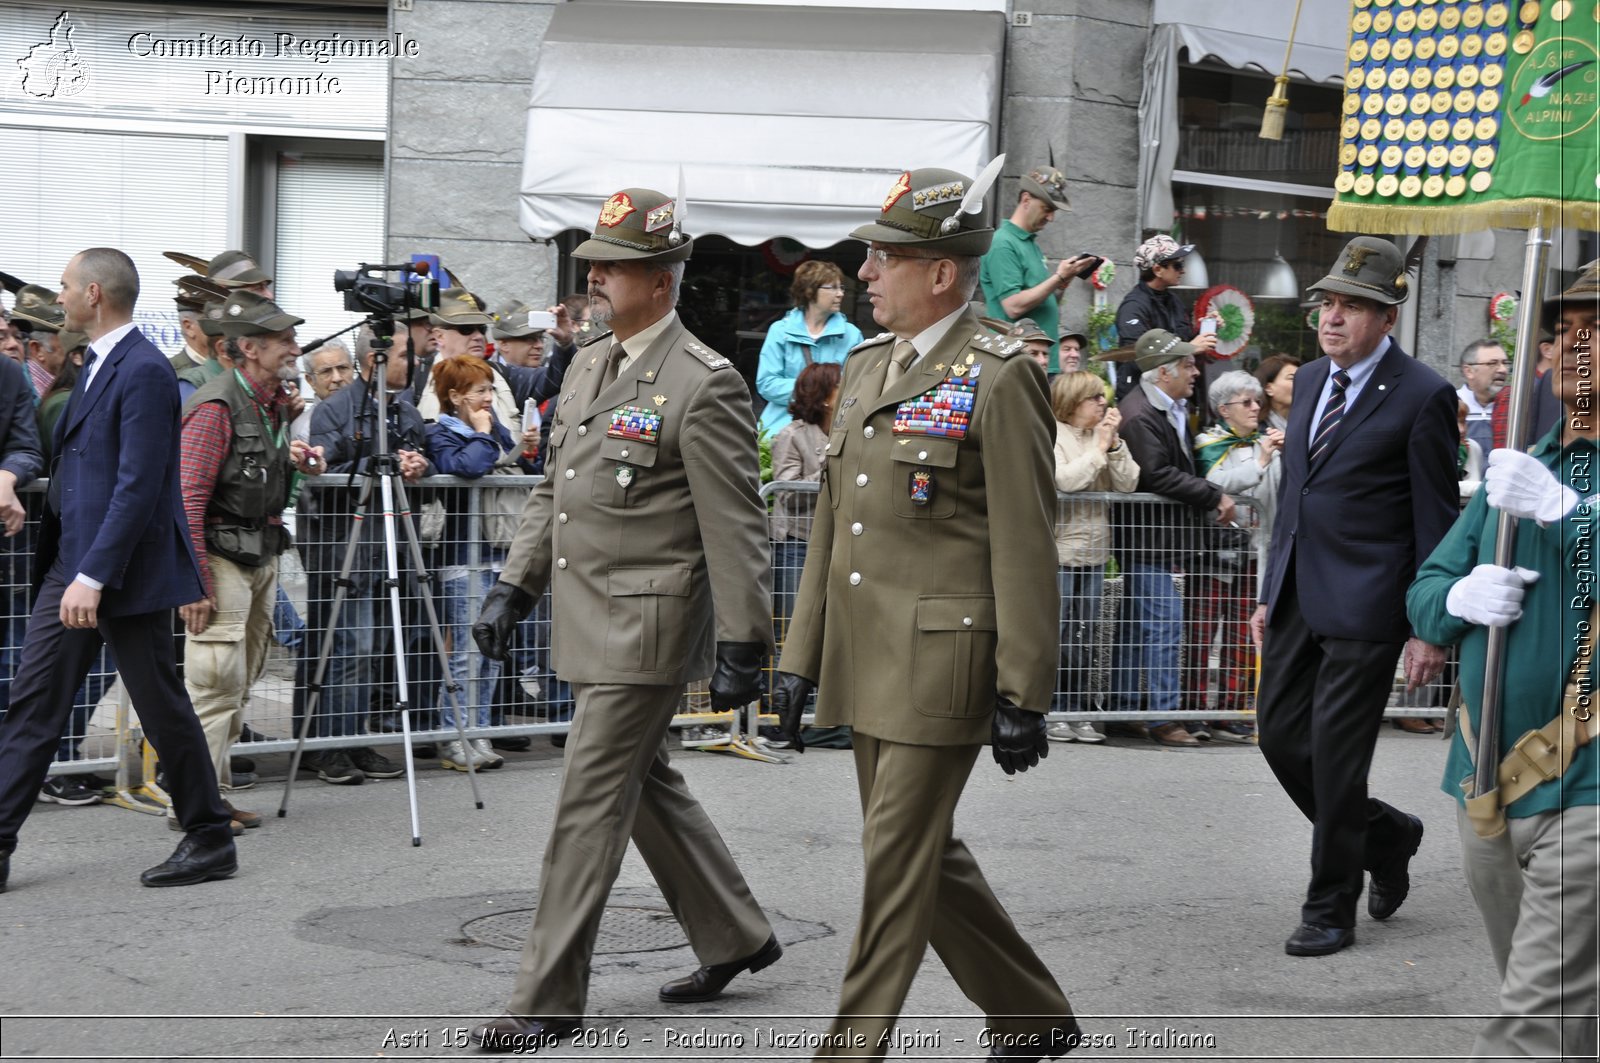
[1260,340,1458,643]
[1112,382,1221,565]
[778,309,1059,746]
[499,313,772,686]
[0,355,43,488]
[43,327,203,615]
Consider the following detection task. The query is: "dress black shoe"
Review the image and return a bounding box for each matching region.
[491,735,533,752]
[472,1015,579,1053]
[1284,922,1355,956]
[139,834,238,888]
[987,1019,1084,1060]
[1369,813,1424,921]
[658,935,782,1003]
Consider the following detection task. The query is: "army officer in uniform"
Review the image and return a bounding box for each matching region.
[774,165,1080,1061]
[469,186,780,1051]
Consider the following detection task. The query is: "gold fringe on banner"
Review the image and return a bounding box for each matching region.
[1327,198,1600,237]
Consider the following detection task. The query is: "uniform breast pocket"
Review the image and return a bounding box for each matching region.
[592,434,660,508]
[911,594,998,718]
[605,564,692,673]
[824,430,848,510]
[890,437,960,519]
[546,421,568,451]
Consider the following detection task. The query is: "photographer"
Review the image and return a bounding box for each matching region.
[178,291,322,828]
[297,324,432,786]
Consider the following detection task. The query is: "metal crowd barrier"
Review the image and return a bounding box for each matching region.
[20,475,1450,779]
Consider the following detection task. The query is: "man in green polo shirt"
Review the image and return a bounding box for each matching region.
[979,165,1098,374]
[1405,262,1599,1062]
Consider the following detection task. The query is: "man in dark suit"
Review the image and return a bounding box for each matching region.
[0,247,236,893]
[1249,237,1457,956]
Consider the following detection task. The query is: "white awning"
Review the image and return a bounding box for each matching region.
[1152,0,1351,85]
[519,1,1005,249]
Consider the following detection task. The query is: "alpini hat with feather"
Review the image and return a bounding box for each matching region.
[850,156,1006,258]
[573,185,693,264]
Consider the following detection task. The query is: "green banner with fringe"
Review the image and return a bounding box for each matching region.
[1327,0,1600,236]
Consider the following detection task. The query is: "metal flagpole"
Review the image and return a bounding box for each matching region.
[1471,227,1553,809]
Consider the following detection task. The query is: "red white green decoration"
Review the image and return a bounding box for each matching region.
[1091,259,1116,291]
[1305,305,1321,331]
[1193,284,1255,357]
[1489,291,1517,325]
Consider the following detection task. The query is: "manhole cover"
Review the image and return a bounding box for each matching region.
[464,905,690,954]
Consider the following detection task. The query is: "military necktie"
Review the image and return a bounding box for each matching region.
[600,341,626,388]
[1309,368,1352,463]
[881,339,917,395]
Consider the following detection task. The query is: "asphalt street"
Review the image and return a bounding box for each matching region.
[0,726,1506,1062]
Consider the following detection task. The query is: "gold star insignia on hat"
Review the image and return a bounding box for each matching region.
[645,203,675,233]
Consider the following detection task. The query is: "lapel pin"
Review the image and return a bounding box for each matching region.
[653,394,667,405]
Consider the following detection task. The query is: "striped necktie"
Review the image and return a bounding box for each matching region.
[881,340,916,395]
[1310,368,1352,463]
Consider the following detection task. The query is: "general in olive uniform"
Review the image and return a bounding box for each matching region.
[470,187,779,1051]
[774,165,1079,1060]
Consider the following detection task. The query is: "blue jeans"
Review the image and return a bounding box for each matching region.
[439,567,500,728]
[273,585,306,650]
[1109,562,1181,719]
[772,538,808,654]
[1055,565,1105,714]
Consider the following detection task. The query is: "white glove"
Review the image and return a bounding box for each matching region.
[1486,449,1578,522]
[1445,564,1542,627]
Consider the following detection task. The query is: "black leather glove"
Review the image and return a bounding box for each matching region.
[709,641,765,714]
[771,672,815,754]
[472,582,535,662]
[992,697,1048,776]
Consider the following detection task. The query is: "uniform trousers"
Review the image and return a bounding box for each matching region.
[185,554,277,788]
[1257,580,1416,928]
[0,560,232,852]
[818,735,1072,1061]
[508,681,773,1019]
[1456,804,1599,1061]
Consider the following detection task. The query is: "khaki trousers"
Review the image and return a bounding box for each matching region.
[185,554,277,788]
[818,735,1073,1061]
[1457,803,1599,1061]
[507,681,773,1019]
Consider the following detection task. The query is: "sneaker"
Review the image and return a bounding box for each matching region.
[38,776,104,806]
[440,740,487,772]
[1209,721,1257,743]
[1067,721,1106,744]
[470,738,505,769]
[679,725,730,749]
[316,750,366,786]
[348,747,404,779]
[1045,721,1077,743]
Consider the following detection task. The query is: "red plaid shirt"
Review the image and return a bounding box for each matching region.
[179,370,288,597]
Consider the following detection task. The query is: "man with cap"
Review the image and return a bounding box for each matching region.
[177,290,323,830]
[492,299,549,370]
[415,289,520,426]
[773,164,1079,1060]
[0,247,235,890]
[170,275,228,374]
[980,165,1098,376]
[10,285,68,401]
[1407,261,1599,1062]
[1113,235,1218,401]
[176,300,235,402]
[488,298,575,429]
[1110,329,1236,748]
[205,250,274,297]
[981,315,1052,373]
[1058,328,1088,374]
[467,185,779,1050]
[1248,236,1457,957]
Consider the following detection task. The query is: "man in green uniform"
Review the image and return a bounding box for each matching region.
[468,186,780,1052]
[1406,262,1599,1062]
[774,164,1080,1061]
[979,165,1097,374]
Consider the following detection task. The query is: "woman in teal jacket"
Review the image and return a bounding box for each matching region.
[756,259,862,437]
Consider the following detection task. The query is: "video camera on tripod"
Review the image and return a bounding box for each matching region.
[332,261,440,319]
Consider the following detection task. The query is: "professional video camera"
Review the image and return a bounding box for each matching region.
[332,261,440,318]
